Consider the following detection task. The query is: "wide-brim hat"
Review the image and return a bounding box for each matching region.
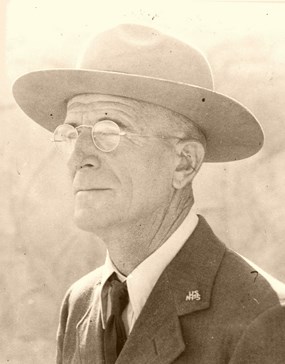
[12,24,263,162]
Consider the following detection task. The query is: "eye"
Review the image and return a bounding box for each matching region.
[99,118,129,131]
[92,120,121,152]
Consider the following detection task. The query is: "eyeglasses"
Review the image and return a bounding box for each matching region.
[53,120,179,154]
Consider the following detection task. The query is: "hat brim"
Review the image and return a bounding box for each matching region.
[12,69,264,162]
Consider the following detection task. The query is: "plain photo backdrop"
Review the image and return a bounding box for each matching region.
[1,0,285,362]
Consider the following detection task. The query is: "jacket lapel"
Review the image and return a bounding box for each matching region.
[117,216,226,364]
[117,271,185,364]
[76,282,105,364]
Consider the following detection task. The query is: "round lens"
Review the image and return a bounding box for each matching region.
[92,120,120,152]
[53,124,78,155]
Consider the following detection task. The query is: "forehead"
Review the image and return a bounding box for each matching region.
[65,94,171,132]
[67,94,141,112]
[66,94,138,125]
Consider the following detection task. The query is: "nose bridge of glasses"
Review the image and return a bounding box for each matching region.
[76,124,93,132]
[75,125,94,139]
[72,124,96,152]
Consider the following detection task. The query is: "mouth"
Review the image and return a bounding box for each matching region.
[74,188,111,194]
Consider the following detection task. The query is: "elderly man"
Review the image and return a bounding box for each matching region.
[13,24,284,363]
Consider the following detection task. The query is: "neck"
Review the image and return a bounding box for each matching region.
[100,192,194,276]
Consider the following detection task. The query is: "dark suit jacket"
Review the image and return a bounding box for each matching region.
[56,216,284,363]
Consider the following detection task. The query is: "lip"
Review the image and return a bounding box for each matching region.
[72,169,116,195]
[74,188,111,194]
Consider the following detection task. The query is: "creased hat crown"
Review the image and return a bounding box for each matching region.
[80,24,213,89]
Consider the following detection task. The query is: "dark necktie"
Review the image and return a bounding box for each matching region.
[103,277,129,364]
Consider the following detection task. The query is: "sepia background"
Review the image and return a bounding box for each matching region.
[1,0,285,363]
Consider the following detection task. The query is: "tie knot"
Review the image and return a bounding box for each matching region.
[109,279,129,316]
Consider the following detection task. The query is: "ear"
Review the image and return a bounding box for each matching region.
[172,140,205,190]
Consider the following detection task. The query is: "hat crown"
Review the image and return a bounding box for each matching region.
[79,24,213,90]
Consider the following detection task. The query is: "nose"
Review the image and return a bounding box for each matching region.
[67,127,101,173]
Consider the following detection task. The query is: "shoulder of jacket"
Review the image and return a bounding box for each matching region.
[64,266,104,306]
[216,248,279,312]
[230,304,285,363]
[194,216,278,306]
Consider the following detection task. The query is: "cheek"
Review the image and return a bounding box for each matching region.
[126,145,175,203]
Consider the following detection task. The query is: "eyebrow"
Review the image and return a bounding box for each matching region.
[65,121,79,127]
[98,117,127,129]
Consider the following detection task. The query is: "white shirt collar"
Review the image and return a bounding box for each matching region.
[99,209,198,329]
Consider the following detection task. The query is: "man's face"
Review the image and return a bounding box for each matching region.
[65,94,178,233]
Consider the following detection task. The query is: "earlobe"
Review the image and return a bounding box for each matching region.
[172,141,205,190]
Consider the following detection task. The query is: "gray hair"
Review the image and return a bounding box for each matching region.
[139,100,207,148]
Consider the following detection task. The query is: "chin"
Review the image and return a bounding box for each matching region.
[73,207,118,234]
